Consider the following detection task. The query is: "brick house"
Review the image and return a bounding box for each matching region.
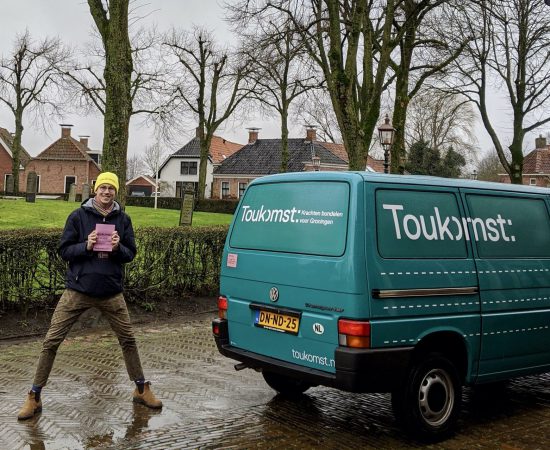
[158,128,242,198]
[499,135,550,187]
[211,127,384,200]
[126,175,157,196]
[23,125,101,195]
[0,127,32,193]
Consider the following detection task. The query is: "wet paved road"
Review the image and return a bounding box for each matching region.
[1,310,549,449]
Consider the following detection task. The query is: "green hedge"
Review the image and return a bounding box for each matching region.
[0,226,228,315]
[126,196,182,210]
[196,199,239,214]
[126,196,238,214]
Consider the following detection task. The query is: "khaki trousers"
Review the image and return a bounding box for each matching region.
[33,289,145,386]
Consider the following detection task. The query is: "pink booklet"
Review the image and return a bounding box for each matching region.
[93,224,115,252]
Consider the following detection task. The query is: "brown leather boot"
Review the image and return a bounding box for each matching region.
[132,382,162,409]
[17,391,42,420]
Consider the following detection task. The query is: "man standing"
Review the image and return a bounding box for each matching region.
[17,172,162,420]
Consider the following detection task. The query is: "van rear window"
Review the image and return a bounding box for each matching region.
[230,181,349,256]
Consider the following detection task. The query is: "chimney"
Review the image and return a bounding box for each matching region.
[60,124,73,138]
[79,135,90,147]
[305,125,317,142]
[247,127,260,144]
[535,134,547,149]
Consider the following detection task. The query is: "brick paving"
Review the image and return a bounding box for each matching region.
[0,310,549,449]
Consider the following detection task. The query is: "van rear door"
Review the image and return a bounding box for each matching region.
[220,174,367,374]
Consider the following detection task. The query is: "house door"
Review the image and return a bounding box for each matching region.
[65,176,76,194]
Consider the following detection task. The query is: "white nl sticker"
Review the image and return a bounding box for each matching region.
[227,253,238,268]
[313,323,325,335]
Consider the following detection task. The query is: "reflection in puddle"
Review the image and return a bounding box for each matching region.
[124,402,163,439]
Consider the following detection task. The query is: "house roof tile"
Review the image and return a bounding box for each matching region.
[0,127,32,164]
[34,135,98,168]
[214,138,348,175]
[170,136,242,164]
[319,141,385,172]
[522,147,550,174]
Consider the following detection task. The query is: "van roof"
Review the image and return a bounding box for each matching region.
[250,171,550,195]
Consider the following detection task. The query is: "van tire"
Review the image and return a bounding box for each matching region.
[391,353,461,441]
[262,371,311,396]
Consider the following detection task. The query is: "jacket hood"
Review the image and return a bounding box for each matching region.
[81,198,121,214]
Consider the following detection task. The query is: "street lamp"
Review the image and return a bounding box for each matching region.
[378,114,395,174]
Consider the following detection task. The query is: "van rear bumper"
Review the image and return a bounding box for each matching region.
[212,318,413,393]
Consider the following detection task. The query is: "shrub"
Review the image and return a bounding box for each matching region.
[126,196,239,214]
[0,226,229,315]
[196,199,239,214]
[126,196,182,210]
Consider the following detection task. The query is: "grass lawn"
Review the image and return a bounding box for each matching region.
[0,198,233,230]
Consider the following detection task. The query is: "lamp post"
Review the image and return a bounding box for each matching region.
[377,114,395,174]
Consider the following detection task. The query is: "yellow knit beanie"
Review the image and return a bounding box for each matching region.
[94,172,119,193]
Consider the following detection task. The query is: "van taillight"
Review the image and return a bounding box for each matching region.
[218,296,228,319]
[338,319,370,348]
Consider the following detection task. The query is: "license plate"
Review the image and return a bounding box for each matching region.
[254,309,300,334]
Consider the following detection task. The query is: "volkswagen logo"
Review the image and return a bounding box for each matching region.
[269,287,279,302]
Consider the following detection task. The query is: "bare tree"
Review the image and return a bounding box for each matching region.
[388,0,468,173]
[86,0,134,203]
[231,16,320,172]
[141,141,169,178]
[230,0,403,170]
[63,26,167,119]
[405,89,478,160]
[0,31,68,194]
[476,149,505,182]
[163,27,253,199]
[449,0,550,184]
[294,88,342,143]
[126,154,145,180]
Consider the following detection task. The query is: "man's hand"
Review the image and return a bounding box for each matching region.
[112,231,120,251]
[87,230,97,251]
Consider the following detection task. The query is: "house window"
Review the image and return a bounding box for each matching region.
[35,175,41,193]
[530,178,537,186]
[180,161,197,175]
[238,182,247,198]
[221,181,230,198]
[176,181,197,198]
[65,176,76,194]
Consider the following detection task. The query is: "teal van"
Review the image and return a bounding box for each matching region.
[212,172,550,440]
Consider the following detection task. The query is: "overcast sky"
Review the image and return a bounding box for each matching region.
[0,1,535,163]
[0,0,288,157]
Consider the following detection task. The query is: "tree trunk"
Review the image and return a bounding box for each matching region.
[280,104,289,172]
[198,132,211,200]
[88,0,132,206]
[11,110,24,196]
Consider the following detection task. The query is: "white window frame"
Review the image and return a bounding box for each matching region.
[238,182,247,198]
[35,175,41,193]
[221,181,230,198]
[530,178,537,186]
[180,161,198,175]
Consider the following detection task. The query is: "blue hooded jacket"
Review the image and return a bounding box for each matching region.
[58,199,136,297]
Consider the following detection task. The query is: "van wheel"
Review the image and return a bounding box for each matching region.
[391,353,461,441]
[262,370,311,396]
